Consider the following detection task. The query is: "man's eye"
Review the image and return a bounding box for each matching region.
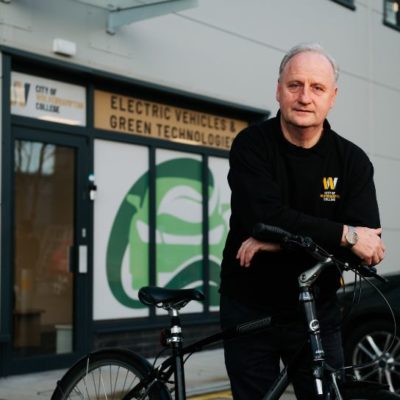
[313,86,324,93]
[288,83,300,90]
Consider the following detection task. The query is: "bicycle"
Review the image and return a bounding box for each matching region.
[51,224,400,399]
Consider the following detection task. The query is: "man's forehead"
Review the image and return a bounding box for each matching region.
[282,51,336,81]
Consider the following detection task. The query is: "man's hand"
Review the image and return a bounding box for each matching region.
[237,237,281,267]
[342,226,385,266]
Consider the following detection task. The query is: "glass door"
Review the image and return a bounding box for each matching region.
[8,128,89,371]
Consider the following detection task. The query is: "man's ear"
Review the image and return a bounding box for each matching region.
[330,86,338,109]
[276,81,281,102]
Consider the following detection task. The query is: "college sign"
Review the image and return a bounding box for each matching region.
[94,90,248,150]
[10,72,86,126]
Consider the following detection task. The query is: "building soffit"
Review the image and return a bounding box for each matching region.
[0,0,198,34]
[73,0,198,34]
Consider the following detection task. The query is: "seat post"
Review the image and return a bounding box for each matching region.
[168,307,186,400]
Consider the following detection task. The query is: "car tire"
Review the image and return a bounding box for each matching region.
[343,318,400,394]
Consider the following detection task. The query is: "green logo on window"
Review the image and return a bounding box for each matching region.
[106,158,229,308]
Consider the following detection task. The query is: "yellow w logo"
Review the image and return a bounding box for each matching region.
[323,177,338,190]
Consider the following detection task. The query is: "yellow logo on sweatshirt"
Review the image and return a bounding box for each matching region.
[323,177,338,190]
[320,177,340,202]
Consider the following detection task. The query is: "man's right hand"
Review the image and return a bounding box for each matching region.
[236,237,281,268]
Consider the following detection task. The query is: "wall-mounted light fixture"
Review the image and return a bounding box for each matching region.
[52,38,77,57]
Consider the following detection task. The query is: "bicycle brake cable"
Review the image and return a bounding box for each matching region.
[333,267,362,333]
[309,243,397,373]
[342,268,397,372]
[152,346,169,368]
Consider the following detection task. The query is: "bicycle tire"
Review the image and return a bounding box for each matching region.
[339,380,400,399]
[51,348,172,400]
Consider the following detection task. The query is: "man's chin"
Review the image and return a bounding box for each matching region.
[288,119,315,129]
[289,113,323,127]
[280,112,321,130]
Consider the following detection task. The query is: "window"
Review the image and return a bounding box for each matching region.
[330,0,356,11]
[93,141,231,320]
[384,0,400,30]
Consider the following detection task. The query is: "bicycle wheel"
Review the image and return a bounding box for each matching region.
[51,348,172,400]
[339,380,400,399]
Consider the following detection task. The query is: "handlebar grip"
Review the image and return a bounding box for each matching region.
[252,223,294,243]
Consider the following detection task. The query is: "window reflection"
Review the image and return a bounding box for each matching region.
[14,141,55,175]
[385,0,400,28]
[14,140,74,356]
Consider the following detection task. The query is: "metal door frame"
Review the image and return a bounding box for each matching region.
[0,125,92,375]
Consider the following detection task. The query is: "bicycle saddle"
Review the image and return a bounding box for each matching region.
[139,286,205,310]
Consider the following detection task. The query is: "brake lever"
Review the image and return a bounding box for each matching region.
[283,237,333,264]
[283,236,314,250]
[356,265,389,284]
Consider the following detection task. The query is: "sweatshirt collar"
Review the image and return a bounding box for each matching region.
[275,110,331,156]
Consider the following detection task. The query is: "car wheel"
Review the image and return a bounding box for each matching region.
[344,319,400,394]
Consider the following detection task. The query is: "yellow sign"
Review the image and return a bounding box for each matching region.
[94,90,248,150]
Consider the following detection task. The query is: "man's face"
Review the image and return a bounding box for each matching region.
[276,51,338,131]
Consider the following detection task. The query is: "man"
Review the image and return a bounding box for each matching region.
[219,43,385,399]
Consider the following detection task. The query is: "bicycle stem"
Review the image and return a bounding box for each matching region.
[298,257,335,288]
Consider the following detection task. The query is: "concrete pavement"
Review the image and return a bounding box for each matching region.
[0,348,296,399]
[0,348,229,400]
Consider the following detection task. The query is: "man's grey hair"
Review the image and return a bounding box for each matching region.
[278,43,339,82]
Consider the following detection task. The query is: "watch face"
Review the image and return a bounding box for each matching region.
[347,233,356,245]
[346,228,358,246]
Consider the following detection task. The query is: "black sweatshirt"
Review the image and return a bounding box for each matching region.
[220,112,380,314]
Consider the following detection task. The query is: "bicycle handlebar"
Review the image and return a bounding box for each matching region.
[252,223,297,243]
[252,223,388,284]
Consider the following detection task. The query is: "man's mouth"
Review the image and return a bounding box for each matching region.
[293,109,313,113]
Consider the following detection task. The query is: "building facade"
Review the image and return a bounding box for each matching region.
[0,0,399,376]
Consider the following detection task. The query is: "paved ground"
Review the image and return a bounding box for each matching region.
[190,389,296,399]
[0,348,296,399]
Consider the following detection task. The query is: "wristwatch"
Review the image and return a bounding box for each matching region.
[345,226,359,248]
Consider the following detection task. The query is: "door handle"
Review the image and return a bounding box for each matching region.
[78,245,88,274]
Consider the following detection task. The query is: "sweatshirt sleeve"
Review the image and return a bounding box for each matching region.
[228,127,343,248]
[341,147,380,229]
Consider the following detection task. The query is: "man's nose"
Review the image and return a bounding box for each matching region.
[298,86,312,103]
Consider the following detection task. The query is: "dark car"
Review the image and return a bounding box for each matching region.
[338,272,400,394]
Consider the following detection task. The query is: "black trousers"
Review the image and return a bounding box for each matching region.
[220,295,344,400]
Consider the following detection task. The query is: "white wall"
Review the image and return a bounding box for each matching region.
[1,0,400,273]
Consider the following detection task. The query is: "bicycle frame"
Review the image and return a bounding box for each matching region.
[126,256,343,400]
[125,224,393,400]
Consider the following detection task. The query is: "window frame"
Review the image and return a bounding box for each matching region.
[384,0,400,32]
